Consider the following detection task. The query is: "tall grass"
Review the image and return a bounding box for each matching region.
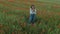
[0,0,60,34]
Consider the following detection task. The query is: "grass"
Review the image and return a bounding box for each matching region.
[0,0,60,34]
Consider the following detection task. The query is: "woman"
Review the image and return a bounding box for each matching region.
[29,5,36,26]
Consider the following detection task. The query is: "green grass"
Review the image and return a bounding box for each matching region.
[37,0,60,4]
[0,0,60,34]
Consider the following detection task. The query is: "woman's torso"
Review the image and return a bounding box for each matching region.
[30,8,36,14]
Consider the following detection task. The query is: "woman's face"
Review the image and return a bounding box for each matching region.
[31,5,35,9]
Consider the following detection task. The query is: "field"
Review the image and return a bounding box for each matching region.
[0,0,60,34]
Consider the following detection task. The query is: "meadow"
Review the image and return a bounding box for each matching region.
[0,0,60,34]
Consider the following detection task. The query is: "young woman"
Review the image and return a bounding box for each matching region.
[29,5,36,25]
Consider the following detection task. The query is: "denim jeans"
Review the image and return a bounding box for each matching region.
[29,14,36,24]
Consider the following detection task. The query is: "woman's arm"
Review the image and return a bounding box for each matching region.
[33,9,36,14]
[30,8,32,14]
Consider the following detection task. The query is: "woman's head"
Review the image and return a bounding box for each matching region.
[31,5,35,9]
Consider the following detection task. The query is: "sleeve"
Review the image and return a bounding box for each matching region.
[30,8,32,14]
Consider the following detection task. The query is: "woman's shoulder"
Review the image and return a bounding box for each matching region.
[30,8,32,10]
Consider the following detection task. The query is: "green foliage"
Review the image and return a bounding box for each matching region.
[0,0,60,34]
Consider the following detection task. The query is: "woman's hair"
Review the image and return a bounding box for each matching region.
[31,5,35,9]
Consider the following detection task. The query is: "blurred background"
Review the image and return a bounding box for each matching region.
[0,0,60,34]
